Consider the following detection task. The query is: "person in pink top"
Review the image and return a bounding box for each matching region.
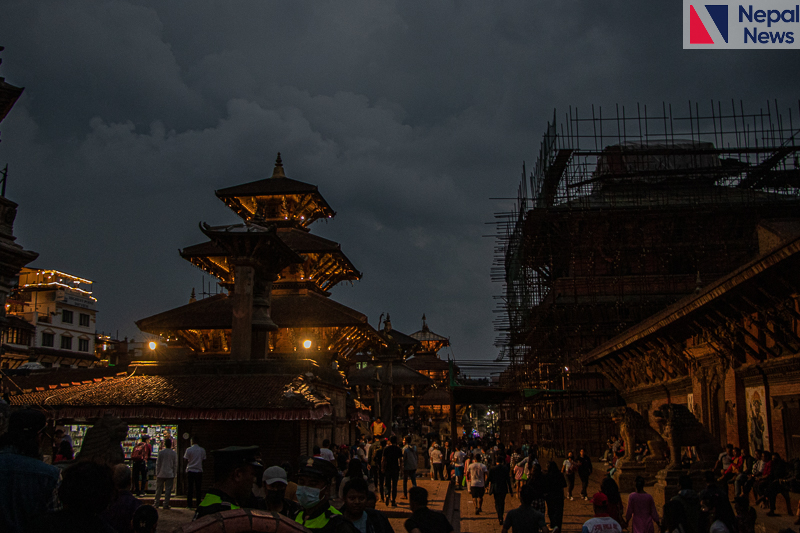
[625,476,660,533]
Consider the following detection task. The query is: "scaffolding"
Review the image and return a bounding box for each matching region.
[494,100,800,453]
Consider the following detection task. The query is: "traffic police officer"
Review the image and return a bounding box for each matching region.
[295,457,358,533]
[194,446,261,520]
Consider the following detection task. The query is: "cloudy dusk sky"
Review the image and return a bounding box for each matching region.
[1,1,796,372]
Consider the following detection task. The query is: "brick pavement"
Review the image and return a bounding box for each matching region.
[142,469,800,533]
[458,474,608,533]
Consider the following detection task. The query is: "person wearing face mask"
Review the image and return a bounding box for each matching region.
[262,465,302,518]
[194,446,262,520]
[295,457,359,533]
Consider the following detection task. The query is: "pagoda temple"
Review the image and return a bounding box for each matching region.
[136,154,383,364]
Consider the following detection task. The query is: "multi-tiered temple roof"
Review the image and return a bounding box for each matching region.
[137,154,382,361]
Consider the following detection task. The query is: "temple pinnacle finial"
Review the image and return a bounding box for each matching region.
[422,314,429,332]
[272,152,286,178]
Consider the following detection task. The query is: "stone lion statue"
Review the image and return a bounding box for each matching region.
[610,406,668,468]
[75,415,128,465]
[652,403,718,471]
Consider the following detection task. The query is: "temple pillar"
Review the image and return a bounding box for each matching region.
[231,264,255,361]
[251,273,278,359]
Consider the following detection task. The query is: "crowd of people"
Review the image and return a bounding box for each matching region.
[5,403,800,533]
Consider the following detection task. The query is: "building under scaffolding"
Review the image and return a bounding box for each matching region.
[495,101,800,457]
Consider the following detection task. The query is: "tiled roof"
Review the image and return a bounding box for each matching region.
[182,230,344,257]
[0,77,23,124]
[419,388,450,405]
[8,373,331,420]
[390,363,433,386]
[137,291,371,332]
[405,355,449,371]
[216,176,320,197]
[378,328,420,348]
[409,330,449,342]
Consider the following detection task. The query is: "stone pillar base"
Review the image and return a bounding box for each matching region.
[613,462,648,493]
[654,468,684,507]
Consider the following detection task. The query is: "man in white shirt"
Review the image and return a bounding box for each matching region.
[467,454,489,515]
[155,438,178,509]
[453,448,467,489]
[319,439,336,462]
[184,436,207,509]
[581,492,622,533]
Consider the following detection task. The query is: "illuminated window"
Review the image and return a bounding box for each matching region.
[60,335,72,350]
[79,314,90,327]
[42,332,54,347]
[78,339,89,352]
[62,310,74,324]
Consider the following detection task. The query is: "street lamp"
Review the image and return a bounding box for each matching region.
[149,341,157,351]
[302,339,312,349]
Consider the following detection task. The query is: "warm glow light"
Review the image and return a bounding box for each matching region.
[149,341,157,350]
[302,340,312,349]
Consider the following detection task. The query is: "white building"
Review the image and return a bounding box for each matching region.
[2,267,98,368]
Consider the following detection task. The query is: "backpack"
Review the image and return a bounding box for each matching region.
[132,442,147,461]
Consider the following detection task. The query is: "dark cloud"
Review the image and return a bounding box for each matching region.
[0,1,797,371]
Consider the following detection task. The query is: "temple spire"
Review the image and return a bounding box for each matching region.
[271,152,286,178]
[422,314,429,332]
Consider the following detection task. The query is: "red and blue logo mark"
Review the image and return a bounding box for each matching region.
[690,4,729,43]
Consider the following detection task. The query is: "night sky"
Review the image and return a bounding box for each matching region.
[0,1,796,373]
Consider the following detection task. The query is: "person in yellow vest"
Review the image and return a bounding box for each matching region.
[295,457,358,533]
[194,446,262,520]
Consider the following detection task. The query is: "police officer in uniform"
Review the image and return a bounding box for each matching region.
[194,446,261,520]
[295,457,358,533]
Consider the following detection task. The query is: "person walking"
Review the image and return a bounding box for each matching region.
[467,453,489,515]
[339,459,369,502]
[562,451,576,501]
[371,439,385,503]
[600,477,626,529]
[429,442,444,480]
[131,435,152,496]
[101,464,142,533]
[294,457,359,533]
[577,449,593,500]
[502,485,549,533]
[582,492,623,533]
[341,477,394,533]
[525,463,547,514]
[670,475,700,533]
[700,492,736,533]
[154,438,177,509]
[184,436,206,509]
[544,461,566,530]
[194,446,261,519]
[453,447,466,489]
[625,476,660,533]
[402,437,418,499]
[263,465,302,518]
[382,435,403,507]
[488,456,513,525]
[660,500,689,533]
[404,486,453,533]
[0,409,61,533]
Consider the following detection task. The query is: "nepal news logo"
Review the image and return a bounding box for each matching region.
[683,1,800,48]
